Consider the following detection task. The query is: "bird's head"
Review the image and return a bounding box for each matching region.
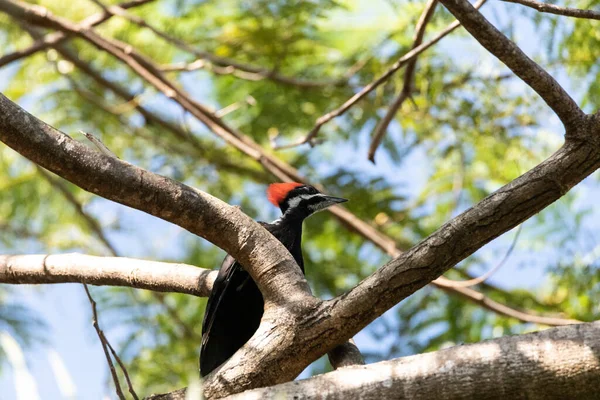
[267,182,347,220]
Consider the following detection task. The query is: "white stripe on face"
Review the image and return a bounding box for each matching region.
[287,193,320,210]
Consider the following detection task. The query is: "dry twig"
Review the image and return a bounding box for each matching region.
[502,0,600,20]
[83,284,127,400]
[0,0,154,68]
[272,0,487,150]
[368,0,438,163]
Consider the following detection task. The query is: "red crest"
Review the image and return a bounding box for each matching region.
[267,182,303,206]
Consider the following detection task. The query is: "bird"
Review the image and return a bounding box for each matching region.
[199,182,347,377]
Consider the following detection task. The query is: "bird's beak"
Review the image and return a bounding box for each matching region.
[322,195,348,206]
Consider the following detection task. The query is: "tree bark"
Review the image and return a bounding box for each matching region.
[0,92,311,307]
[150,322,600,400]
[0,254,216,296]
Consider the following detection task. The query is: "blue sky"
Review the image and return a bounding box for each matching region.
[1,0,599,399]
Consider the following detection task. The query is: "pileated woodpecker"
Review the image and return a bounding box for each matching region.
[200,182,347,377]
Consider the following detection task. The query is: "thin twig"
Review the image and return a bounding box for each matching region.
[81,131,119,159]
[36,167,117,256]
[214,96,257,118]
[502,0,600,20]
[160,55,369,88]
[41,159,139,397]
[368,0,438,163]
[80,128,204,343]
[83,284,127,400]
[441,224,523,287]
[434,277,581,325]
[89,0,365,88]
[39,132,186,396]
[102,330,140,400]
[272,0,487,150]
[0,0,155,69]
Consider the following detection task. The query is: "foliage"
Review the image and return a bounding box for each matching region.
[0,0,598,396]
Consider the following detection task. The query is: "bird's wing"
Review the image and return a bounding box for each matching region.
[201,253,239,349]
[200,221,272,376]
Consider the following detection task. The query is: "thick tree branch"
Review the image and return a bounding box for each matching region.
[2,1,596,395]
[4,0,586,364]
[0,254,217,296]
[28,16,579,326]
[150,322,600,399]
[502,0,600,20]
[368,0,438,162]
[223,322,600,400]
[0,0,154,68]
[438,0,585,127]
[7,1,542,327]
[324,136,599,338]
[0,93,311,306]
[203,118,599,397]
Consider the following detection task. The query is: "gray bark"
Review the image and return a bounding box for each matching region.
[1,0,599,395]
[150,322,600,400]
[0,254,216,296]
[227,322,600,400]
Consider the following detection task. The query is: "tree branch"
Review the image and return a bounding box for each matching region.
[83,284,127,400]
[0,0,154,68]
[42,28,546,326]
[7,1,545,329]
[439,223,522,288]
[222,322,600,400]
[0,92,311,305]
[434,277,581,326]
[88,0,363,89]
[10,0,526,329]
[150,322,600,399]
[5,0,584,347]
[438,0,585,128]
[0,254,217,296]
[367,0,438,163]
[502,0,600,20]
[41,33,572,327]
[323,137,599,339]
[203,113,599,397]
[2,2,597,396]
[274,0,487,150]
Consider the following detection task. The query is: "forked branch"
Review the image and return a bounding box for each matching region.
[0,93,310,305]
[438,0,584,127]
[368,0,438,162]
[273,0,487,150]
